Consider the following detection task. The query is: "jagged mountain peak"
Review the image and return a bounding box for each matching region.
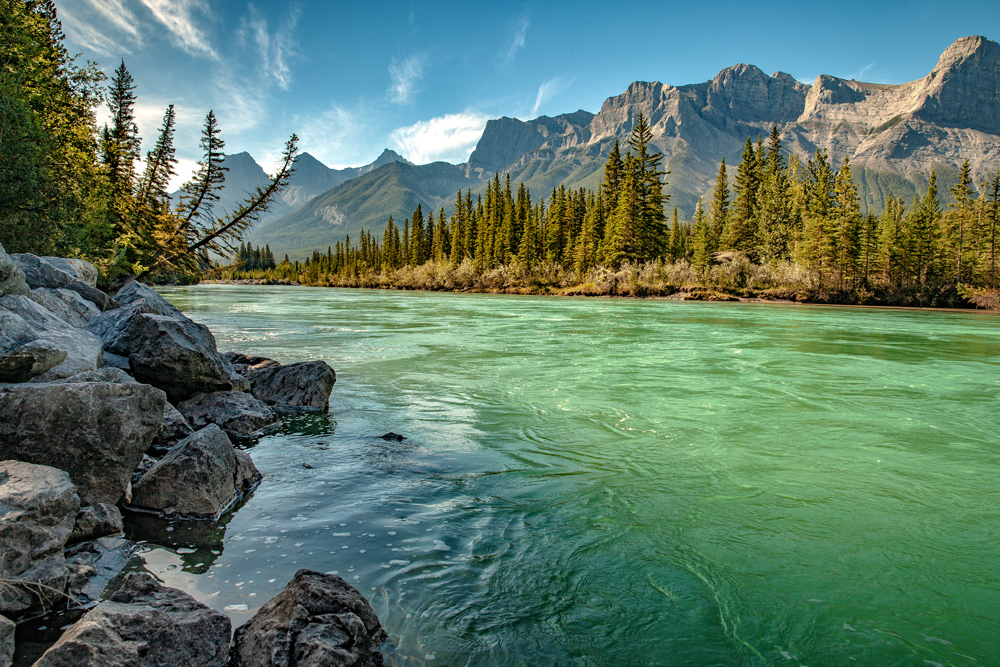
[916,35,1000,134]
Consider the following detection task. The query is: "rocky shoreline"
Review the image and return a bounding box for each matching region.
[0,243,386,666]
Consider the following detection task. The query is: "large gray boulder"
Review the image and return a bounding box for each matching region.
[9,254,112,311]
[229,569,387,667]
[0,461,80,618]
[113,281,182,317]
[68,504,124,545]
[86,282,184,356]
[33,572,232,667]
[130,425,260,520]
[0,243,29,298]
[0,295,103,381]
[0,614,13,667]
[40,257,98,287]
[247,361,337,412]
[151,401,194,453]
[125,313,232,402]
[30,287,101,328]
[0,343,66,383]
[177,390,279,440]
[0,382,166,505]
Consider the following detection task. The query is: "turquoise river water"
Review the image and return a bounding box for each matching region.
[136,286,998,665]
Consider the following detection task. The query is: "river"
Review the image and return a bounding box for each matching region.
[133,286,1000,665]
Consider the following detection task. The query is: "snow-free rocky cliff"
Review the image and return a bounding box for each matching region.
[250,36,1000,258]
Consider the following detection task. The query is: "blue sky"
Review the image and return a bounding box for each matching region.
[58,0,998,188]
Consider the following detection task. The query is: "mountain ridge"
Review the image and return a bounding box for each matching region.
[249,35,1000,259]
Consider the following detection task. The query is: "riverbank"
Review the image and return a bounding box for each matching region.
[0,244,387,666]
[199,277,994,310]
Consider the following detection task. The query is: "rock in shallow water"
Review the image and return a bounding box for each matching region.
[229,569,387,667]
[130,424,260,520]
[0,461,80,618]
[125,313,232,402]
[247,360,336,412]
[177,390,279,439]
[0,381,166,505]
[33,572,232,667]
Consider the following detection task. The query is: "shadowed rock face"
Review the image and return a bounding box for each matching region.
[229,569,387,667]
[0,382,166,505]
[33,572,232,667]
[247,361,337,412]
[130,424,260,520]
[0,461,80,618]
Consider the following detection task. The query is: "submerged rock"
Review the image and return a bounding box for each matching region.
[0,461,80,618]
[0,381,166,505]
[229,569,387,667]
[33,572,231,667]
[177,390,279,440]
[247,360,336,412]
[130,425,260,520]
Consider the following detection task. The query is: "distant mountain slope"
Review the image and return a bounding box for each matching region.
[248,161,470,258]
[250,35,1000,259]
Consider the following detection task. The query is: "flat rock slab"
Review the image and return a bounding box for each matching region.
[247,361,336,412]
[130,424,260,520]
[177,390,279,439]
[229,569,387,667]
[33,572,231,667]
[0,461,80,618]
[0,382,166,505]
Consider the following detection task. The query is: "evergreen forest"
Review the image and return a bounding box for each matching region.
[229,122,1000,308]
[0,1,297,284]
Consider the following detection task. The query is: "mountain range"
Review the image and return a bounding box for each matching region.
[242,35,1000,259]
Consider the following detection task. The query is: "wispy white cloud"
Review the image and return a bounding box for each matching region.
[390,112,490,165]
[388,54,426,105]
[212,67,267,134]
[238,4,301,91]
[59,3,135,57]
[847,62,876,81]
[138,0,218,60]
[82,0,141,41]
[295,103,361,167]
[531,75,573,117]
[504,14,530,63]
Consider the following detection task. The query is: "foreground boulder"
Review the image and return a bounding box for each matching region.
[85,281,183,356]
[177,390,279,439]
[33,572,232,667]
[0,295,103,381]
[0,614,12,667]
[30,287,101,328]
[0,343,66,383]
[151,401,195,453]
[9,253,112,311]
[0,243,29,298]
[125,313,232,402]
[68,504,124,545]
[130,425,260,519]
[229,569,387,667]
[247,361,337,412]
[0,382,166,505]
[0,461,80,618]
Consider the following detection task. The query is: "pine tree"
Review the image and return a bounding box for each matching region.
[907,172,942,285]
[947,158,975,286]
[709,158,729,247]
[759,125,792,260]
[833,158,861,288]
[725,137,759,256]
